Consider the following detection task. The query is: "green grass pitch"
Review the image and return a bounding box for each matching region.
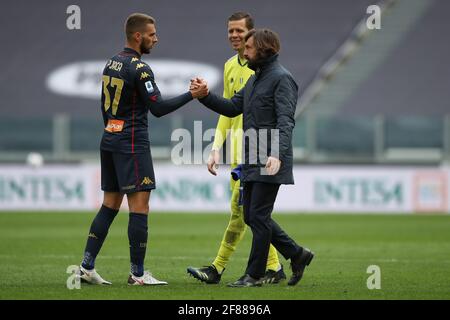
[0,212,449,300]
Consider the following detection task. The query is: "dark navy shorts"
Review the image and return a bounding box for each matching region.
[100,149,156,194]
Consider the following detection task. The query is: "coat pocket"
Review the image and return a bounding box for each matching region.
[252,95,277,128]
[254,104,276,127]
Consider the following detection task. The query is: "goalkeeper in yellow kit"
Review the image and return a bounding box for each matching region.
[187,12,286,284]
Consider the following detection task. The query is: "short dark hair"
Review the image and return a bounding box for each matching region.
[245,28,281,59]
[228,12,254,30]
[125,13,155,40]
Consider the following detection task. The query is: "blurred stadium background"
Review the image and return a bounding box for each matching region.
[1,0,449,213]
[1,0,450,300]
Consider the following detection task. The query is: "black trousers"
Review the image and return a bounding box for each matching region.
[243,181,302,279]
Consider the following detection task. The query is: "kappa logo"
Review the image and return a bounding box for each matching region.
[136,63,146,70]
[141,177,153,185]
[88,233,98,239]
[140,72,150,80]
[131,57,139,63]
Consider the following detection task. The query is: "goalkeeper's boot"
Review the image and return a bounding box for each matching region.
[187,265,222,284]
[77,265,112,285]
[261,264,287,284]
[288,247,314,286]
[128,270,168,286]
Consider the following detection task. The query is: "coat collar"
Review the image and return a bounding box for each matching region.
[252,53,279,77]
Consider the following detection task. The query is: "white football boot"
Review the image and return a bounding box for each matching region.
[127,270,168,286]
[77,265,112,285]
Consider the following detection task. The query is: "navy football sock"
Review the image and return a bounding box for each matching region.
[81,205,119,270]
[128,213,148,277]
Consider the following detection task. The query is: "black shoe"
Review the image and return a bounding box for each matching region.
[187,265,222,284]
[261,264,287,284]
[288,248,314,286]
[227,274,262,287]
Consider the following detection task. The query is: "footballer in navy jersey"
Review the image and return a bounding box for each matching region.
[77,13,208,286]
[100,45,193,193]
[100,47,192,155]
[100,47,194,193]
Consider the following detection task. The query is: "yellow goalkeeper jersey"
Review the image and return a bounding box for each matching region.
[212,54,254,168]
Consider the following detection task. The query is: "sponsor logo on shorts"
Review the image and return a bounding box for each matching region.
[88,232,98,239]
[141,177,154,185]
[122,185,136,191]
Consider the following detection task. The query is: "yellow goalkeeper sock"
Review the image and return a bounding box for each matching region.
[212,243,233,274]
[212,227,246,274]
[266,244,281,271]
[212,181,247,274]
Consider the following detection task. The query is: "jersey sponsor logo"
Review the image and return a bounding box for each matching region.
[140,72,150,80]
[136,63,146,70]
[141,177,154,185]
[131,57,139,63]
[145,81,154,93]
[104,119,124,133]
[46,59,220,100]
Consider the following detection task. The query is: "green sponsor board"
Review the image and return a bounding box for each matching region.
[315,178,403,205]
[153,179,230,202]
[0,175,85,203]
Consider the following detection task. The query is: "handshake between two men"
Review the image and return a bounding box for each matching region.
[187,77,281,176]
[189,77,209,99]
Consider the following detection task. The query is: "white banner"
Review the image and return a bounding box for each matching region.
[0,165,99,210]
[277,167,448,213]
[0,164,448,213]
[150,164,231,212]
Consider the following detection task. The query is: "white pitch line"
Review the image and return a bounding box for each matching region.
[1,254,449,264]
